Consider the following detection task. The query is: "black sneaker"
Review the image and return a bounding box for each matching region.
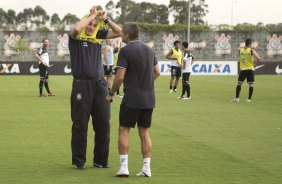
[93,163,111,168]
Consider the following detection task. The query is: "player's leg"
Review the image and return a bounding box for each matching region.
[116,104,139,177]
[173,67,181,92]
[170,66,176,93]
[44,78,54,96]
[116,126,130,176]
[105,66,113,91]
[91,78,110,168]
[109,66,114,90]
[170,76,175,93]
[186,73,191,98]
[39,65,46,97]
[232,71,246,102]
[179,73,188,99]
[42,69,54,96]
[174,76,180,92]
[39,79,45,97]
[180,74,185,98]
[247,70,255,102]
[136,109,153,177]
[71,79,91,169]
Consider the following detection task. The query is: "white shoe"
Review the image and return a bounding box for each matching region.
[115,167,129,177]
[181,97,189,100]
[173,89,177,92]
[116,94,123,98]
[246,99,251,103]
[231,98,240,103]
[169,90,173,94]
[178,96,191,100]
[136,170,151,177]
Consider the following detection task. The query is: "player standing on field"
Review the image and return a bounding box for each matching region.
[178,41,194,100]
[68,5,122,169]
[106,22,160,177]
[166,40,182,93]
[232,38,261,103]
[34,38,55,97]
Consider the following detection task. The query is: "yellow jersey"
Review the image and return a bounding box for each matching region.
[172,48,182,66]
[239,48,254,70]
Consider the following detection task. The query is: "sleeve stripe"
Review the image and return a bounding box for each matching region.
[116,66,126,69]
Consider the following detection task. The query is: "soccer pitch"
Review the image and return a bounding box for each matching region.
[0,75,281,184]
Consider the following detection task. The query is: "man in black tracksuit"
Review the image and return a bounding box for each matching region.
[68,5,122,169]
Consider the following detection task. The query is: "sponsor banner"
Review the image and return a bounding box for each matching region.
[251,62,282,75]
[158,61,238,76]
[1,61,281,75]
[0,61,72,75]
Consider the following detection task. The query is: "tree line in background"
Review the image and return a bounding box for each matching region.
[1,0,282,32]
[0,0,208,31]
[0,5,79,32]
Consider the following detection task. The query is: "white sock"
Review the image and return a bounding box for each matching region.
[142,158,151,172]
[120,155,128,170]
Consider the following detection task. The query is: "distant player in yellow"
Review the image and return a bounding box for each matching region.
[232,38,261,103]
[166,40,182,93]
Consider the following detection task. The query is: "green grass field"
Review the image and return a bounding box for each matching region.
[0,75,282,184]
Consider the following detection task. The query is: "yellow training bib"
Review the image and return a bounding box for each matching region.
[240,48,254,70]
[77,15,107,44]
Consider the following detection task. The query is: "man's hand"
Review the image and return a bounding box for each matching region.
[90,6,97,17]
[106,94,113,103]
[40,61,47,66]
[99,10,108,21]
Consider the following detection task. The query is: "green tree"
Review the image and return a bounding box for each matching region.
[51,13,64,31]
[62,13,79,30]
[113,0,169,24]
[6,9,16,30]
[116,0,139,23]
[33,5,50,26]
[157,5,169,24]
[51,13,61,25]
[105,0,117,20]
[15,38,28,61]
[190,0,208,25]
[0,8,8,30]
[169,0,208,25]
[169,0,187,24]
[16,8,33,30]
[139,2,168,24]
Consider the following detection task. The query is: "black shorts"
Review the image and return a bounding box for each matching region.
[182,72,191,83]
[103,65,113,76]
[238,70,254,83]
[119,103,153,128]
[171,66,182,77]
[39,64,48,79]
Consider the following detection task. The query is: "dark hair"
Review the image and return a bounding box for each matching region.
[174,40,180,46]
[42,38,48,42]
[245,38,252,46]
[182,41,189,48]
[122,22,139,39]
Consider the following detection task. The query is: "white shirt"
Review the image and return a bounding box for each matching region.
[182,51,194,73]
[37,46,49,66]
